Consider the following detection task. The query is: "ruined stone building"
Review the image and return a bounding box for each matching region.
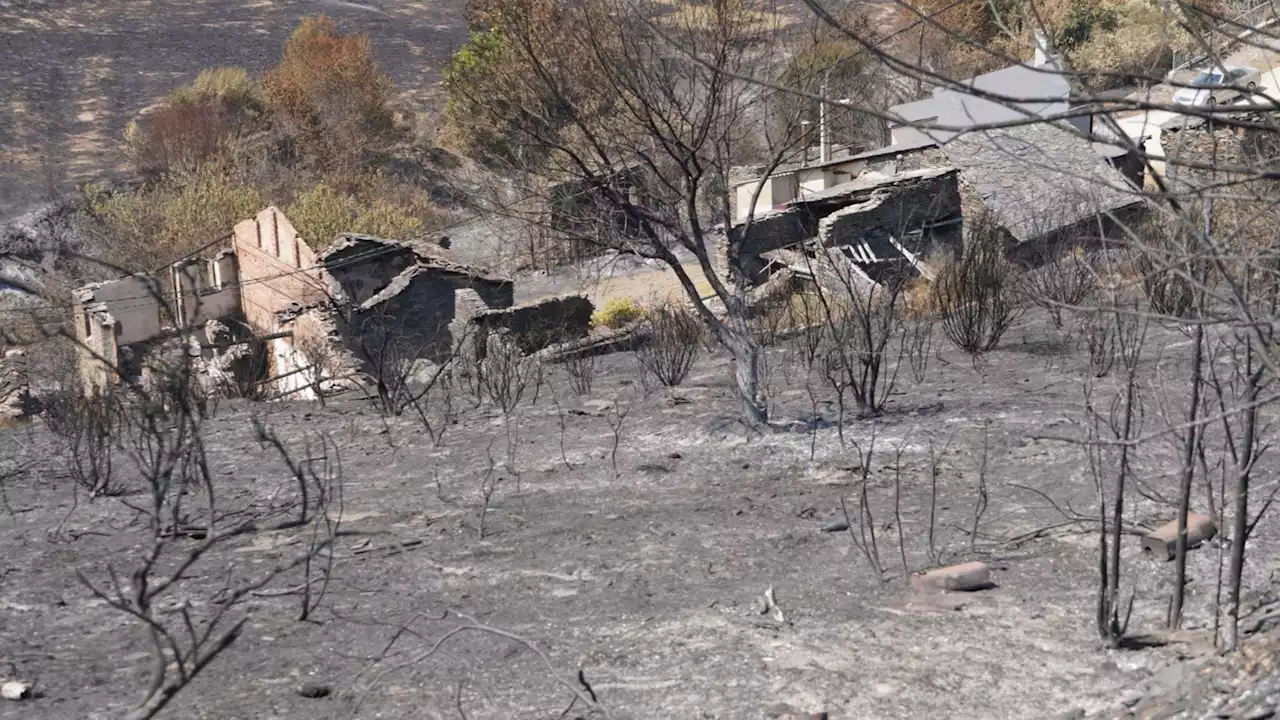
[728,57,1148,295]
[75,251,241,393]
[264,230,515,399]
[73,206,526,399]
[725,167,962,292]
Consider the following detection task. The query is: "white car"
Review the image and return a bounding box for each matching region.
[1173,65,1260,107]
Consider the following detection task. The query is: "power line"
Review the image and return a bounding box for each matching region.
[0,191,547,320]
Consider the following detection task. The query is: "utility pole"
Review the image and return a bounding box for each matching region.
[820,74,832,164]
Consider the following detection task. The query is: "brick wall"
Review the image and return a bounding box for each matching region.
[232,207,329,332]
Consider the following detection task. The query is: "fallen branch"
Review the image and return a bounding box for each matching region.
[354,611,613,718]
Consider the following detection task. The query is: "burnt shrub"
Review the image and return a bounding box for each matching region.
[637,302,703,387]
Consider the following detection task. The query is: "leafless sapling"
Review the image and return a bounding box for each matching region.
[970,421,990,552]
[1018,237,1096,329]
[76,352,339,719]
[636,302,703,388]
[932,214,1021,362]
[841,426,884,579]
[44,388,124,498]
[477,440,501,540]
[1083,300,1147,647]
[253,424,345,621]
[809,245,909,420]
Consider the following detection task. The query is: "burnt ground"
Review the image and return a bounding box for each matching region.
[3,309,1280,719]
[0,0,470,220]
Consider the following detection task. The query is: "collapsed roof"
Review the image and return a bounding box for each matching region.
[320,233,512,287]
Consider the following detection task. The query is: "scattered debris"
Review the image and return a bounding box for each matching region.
[1,680,33,701]
[910,561,994,593]
[350,538,426,558]
[764,706,830,720]
[297,682,331,699]
[758,585,787,623]
[1142,513,1218,561]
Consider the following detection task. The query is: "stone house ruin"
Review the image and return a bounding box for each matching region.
[729,58,1147,295]
[266,232,515,400]
[726,167,962,295]
[937,121,1145,263]
[74,206,600,400]
[731,58,1140,224]
[74,250,243,393]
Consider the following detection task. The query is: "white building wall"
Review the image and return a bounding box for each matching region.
[269,336,318,401]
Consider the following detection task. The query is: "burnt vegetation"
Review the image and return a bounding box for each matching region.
[7,0,1280,716]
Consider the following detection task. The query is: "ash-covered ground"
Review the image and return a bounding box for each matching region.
[3,310,1277,719]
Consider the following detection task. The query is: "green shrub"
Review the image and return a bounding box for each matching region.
[1055,2,1120,54]
[284,183,361,245]
[1071,3,1197,85]
[352,199,426,239]
[442,29,520,161]
[170,67,264,116]
[85,163,263,271]
[591,297,643,329]
[285,182,429,245]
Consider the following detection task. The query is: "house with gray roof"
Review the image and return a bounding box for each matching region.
[886,59,1086,149]
[731,58,1144,223]
[939,121,1144,255]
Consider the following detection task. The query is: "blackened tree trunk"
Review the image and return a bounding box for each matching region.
[1169,318,1205,630]
[1224,335,1260,650]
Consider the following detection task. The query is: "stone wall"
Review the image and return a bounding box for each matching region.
[862,146,949,176]
[323,239,418,305]
[816,172,961,252]
[0,349,30,419]
[354,267,462,366]
[725,168,963,284]
[1163,119,1251,187]
[471,295,594,355]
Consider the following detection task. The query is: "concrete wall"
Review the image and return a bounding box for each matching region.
[232,207,328,332]
[78,275,168,346]
[888,97,940,148]
[735,174,799,221]
[735,161,870,222]
[171,256,240,328]
[797,169,827,197]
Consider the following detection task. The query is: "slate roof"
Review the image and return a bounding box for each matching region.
[888,60,1073,145]
[939,120,1143,242]
[320,233,511,286]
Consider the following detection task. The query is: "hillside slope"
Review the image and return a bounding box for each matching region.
[0,0,470,220]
